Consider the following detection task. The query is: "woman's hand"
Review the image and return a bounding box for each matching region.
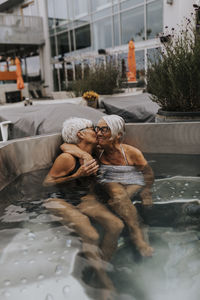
[76,159,99,177]
[140,188,153,206]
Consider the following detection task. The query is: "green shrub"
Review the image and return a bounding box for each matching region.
[147,18,200,112]
[68,62,123,96]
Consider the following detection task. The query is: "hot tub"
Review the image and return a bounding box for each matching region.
[0,123,200,300]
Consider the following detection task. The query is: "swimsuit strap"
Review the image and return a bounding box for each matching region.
[98,146,128,165]
[120,144,129,166]
[99,149,104,159]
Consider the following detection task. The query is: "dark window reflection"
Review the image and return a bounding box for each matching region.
[75,25,91,50]
[57,32,70,55]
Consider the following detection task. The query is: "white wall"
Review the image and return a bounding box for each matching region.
[37,0,54,96]
[163,0,195,34]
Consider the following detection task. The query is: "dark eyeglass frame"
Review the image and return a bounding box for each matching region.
[79,126,95,132]
[94,126,110,134]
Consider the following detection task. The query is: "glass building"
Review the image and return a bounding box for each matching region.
[47,0,163,91]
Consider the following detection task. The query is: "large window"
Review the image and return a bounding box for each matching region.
[121,6,144,44]
[91,0,112,12]
[93,17,112,49]
[75,25,91,50]
[113,15,120,46]
[47,0,68,28]
[146,0,163,39]
[120,0,144,10]
[73,0,89,18]
[57,32,70,56]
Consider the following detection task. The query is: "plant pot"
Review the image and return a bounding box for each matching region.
[155,109,200,122]
[85,98,98,109]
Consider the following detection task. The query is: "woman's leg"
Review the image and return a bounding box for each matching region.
[103,183,153,257]
[43,198,115,294]
[78,193,124,261]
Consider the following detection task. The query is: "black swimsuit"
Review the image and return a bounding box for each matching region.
[48,157,87,206]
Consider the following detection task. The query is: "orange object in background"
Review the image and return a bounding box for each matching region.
[15,57,24,90]
[127,39,137,82]
[0,71,17,81]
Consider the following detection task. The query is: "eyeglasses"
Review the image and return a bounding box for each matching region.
[79,126,95,132]
[94,126,110,134]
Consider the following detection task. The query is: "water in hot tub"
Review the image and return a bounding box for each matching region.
[0,154,200,300]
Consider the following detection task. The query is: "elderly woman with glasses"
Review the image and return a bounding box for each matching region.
[61,115,154,257]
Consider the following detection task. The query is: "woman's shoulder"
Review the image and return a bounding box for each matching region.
[122,143,142,155]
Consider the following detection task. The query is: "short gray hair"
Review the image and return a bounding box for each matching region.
[62,117,93,144]
[101,115,125,139]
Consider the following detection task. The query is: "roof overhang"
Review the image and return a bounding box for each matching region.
[0,0,24,12]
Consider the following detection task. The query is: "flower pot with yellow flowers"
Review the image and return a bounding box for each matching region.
[82,91,99,109]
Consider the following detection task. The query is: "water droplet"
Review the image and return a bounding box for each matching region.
[47,257,52,261]
[14,260,19,265]
[55,265,62,275]
[66,239,71,247]
[61,256,65,260]
[21,277,27,284]
[52,250,56,255]
[4,280,11,286]
[20,287,27,293]
[63,285,70,295]
[185,183,189,186]
[37,249,43,254]
[23,250,28,255]
[45,294,54,300]
[37,274,44,280]
[28,232,36,240]
[2,290,10,297]
[29,259,35,264]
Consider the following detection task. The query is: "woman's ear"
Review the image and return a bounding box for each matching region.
[77,131,84,140]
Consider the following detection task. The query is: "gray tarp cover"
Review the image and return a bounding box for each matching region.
[101,93,160,123]
[0,103,105,139]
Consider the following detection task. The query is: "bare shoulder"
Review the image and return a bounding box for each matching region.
[122,144,142,155]
[122,144,147,166]
[50,153,77,175]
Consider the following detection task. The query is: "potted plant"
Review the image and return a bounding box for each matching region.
[147,16,200,122]
[82,91,99,109]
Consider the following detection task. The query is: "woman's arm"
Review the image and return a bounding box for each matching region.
[60,143,94,163]
[127,145,154,205]
[43,154,98,187]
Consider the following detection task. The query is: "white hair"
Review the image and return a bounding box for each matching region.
[101,115,125,139]
[62,117,93,144]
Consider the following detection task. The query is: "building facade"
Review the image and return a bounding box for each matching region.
[0,0,196,98]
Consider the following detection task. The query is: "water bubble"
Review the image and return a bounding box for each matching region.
[14,260,19,265]
[23,250,28,255]
[66,239,71,247]
[21,278,27,284]
[61,256,65,260]
[37,249,43,254]
[20,287,27,293]
[4,280,11,286]
[28,232,36,240]
[52,250,56,255]
[29,259,35,264]
[45,294,54,300]
[185,183,189,186]
[63,285,70,295]
[47,257,52,261]
[2,290,11,297]
[55,265,63,275]
[37,274,44,280]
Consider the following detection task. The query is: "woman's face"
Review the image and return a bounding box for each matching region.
[96,119,112,147]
